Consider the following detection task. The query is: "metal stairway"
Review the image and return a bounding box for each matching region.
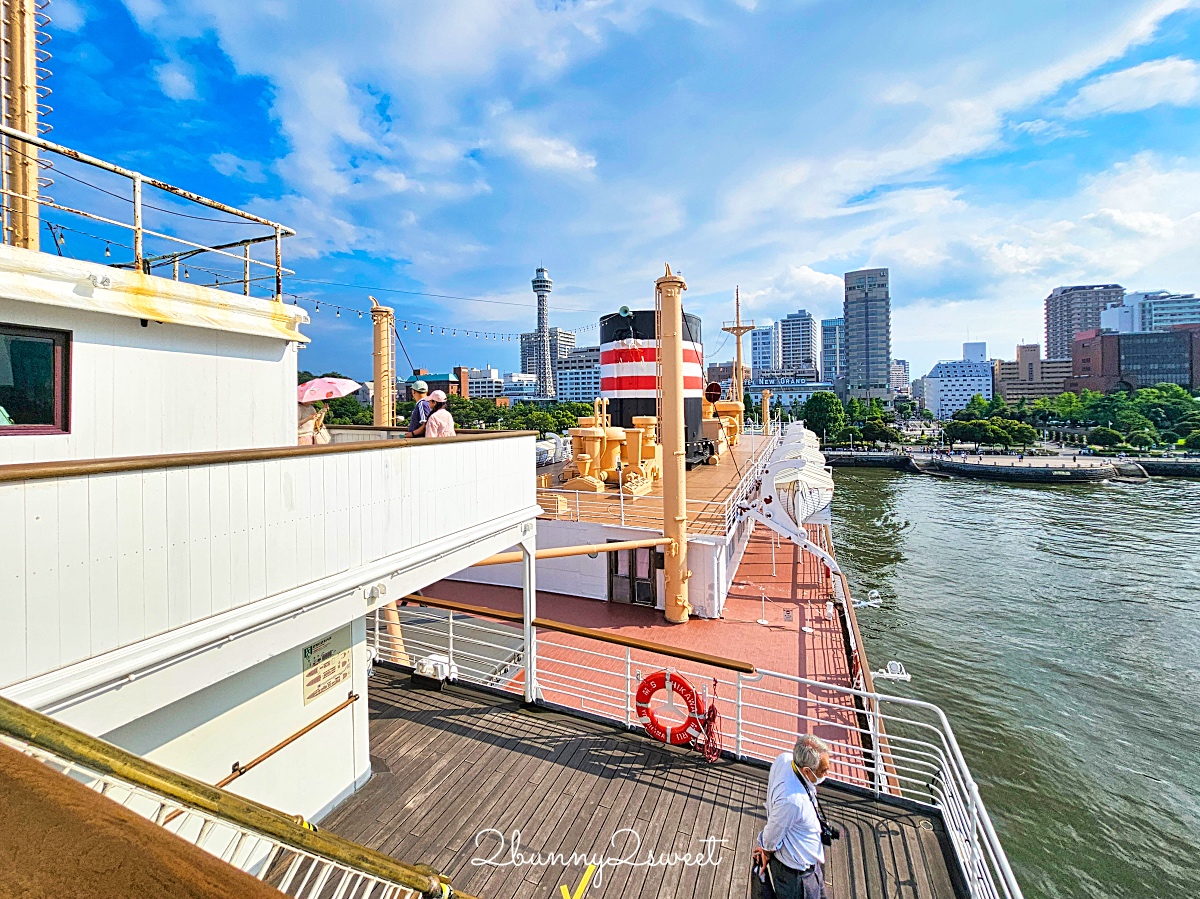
[0,694,474,899]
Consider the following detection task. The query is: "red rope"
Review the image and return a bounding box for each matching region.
[695,679,724,763]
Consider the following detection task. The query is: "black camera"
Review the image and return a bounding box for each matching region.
[820,822,842,845]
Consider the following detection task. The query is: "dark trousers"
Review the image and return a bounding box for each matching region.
[774,857,827,899]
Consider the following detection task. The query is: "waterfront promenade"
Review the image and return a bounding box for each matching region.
[826,448,1199,482]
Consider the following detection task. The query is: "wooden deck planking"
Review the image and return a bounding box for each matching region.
[322,671,965,899]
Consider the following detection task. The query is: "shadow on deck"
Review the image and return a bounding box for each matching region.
[322,669,966,899]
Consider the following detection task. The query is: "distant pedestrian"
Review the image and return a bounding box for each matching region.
[1072,455,1077,462]
[424,390,456,438]
[407,380,431,437]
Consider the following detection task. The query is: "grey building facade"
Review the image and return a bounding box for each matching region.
[843,268,892,402]
[820,317,845,382]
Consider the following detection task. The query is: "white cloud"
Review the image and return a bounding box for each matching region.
[503,132,597,174]
[153,60,198,100]
[210,152,267,183]
[51,0,88,32]
[1064,56,1200,118]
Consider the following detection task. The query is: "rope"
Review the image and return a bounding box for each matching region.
[694,678,723,763]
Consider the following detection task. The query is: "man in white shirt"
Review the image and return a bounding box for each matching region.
[752,734,837,898]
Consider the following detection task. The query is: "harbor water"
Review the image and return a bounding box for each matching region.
[831,468,1200,899]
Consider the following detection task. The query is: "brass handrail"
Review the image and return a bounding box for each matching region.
[0,428,537,483]
[0,694,472,899]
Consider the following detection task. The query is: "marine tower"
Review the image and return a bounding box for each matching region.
[532,266,554,397]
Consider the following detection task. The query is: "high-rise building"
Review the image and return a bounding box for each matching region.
[555,346,602,403]
[1099,290,1200,334]
[1044,284,1124,360]
[520,326,576,390]
[750,324,780,376]
[924,343,993,419]
[820,317,845,381]
[778,310,818,379]
[843,267,892,402]
[890,360,910,395]
[992,344,1072,402]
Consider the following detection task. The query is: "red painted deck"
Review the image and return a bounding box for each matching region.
[425,522,865,778]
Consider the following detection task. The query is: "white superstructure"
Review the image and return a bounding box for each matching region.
[0,131,539,835]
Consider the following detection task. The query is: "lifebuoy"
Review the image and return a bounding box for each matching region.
[635,670,705,745]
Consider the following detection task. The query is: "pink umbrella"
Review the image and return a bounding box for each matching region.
[298,377,361,403]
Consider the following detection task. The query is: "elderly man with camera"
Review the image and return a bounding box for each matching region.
[751,733,841,899]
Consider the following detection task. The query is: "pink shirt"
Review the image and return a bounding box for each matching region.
[425,408,456,438]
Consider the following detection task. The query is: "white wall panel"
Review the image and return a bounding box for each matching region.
[3,435,536,689]
[0,298,296,465]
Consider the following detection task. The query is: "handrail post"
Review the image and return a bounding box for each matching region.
[243,243,251,296]
[521,530,538,703]
[735,673,744,758]
[132,173,144,272]
[447,610,455,669]
[869,695,882,796]
[619,482,625,526]
[624,646,632,727]
[372,607,380,660]
[274,225,283,301]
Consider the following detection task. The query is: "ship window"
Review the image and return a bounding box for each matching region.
[0,323,70,435]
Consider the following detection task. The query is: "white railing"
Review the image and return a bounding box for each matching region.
[535,424,784,535]
[0,699,456,899]
[371,603,1022,899]
[0,124,294,299]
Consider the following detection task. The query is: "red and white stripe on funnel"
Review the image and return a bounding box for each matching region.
[600,337,704,398]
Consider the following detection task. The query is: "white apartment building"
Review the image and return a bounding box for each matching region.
[750,323,781,377]
[1100,290,1200,333]
[890,360,910,395]
[779,310,818,378]
[555,346,601,403]
[503,372,540,398]
[924,343,993,419]
[466,366,505,399]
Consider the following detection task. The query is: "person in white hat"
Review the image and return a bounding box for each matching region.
[424,390,456,438]
[406,379,431,437]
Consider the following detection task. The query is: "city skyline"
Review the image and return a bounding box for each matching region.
[57,1,1200,382]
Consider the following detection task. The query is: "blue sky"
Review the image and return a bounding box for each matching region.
[43,0,1200,380]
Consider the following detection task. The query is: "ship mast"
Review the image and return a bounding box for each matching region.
[1,0,43,250]
[722,286,754,420]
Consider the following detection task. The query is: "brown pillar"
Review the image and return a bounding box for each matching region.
[3,0,39,250]
[369,298,396,427]
[657,264,691,623]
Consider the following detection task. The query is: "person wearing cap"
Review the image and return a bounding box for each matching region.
[424,390,456,438]
[407,380,431,437]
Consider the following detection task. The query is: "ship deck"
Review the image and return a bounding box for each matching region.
[537,431,777,535]
[324,671,966,899]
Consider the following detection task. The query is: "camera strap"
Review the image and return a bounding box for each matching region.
[791,761,829,830]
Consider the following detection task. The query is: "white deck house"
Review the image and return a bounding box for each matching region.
[0,146,538,830]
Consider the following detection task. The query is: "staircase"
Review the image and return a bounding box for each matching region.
[0,695,474,899]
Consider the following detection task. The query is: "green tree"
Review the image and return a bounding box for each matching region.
[801,391,846,441]
[963,394,990,420]
[1185,430,1200,451]
[985,394,1010,418]
[1089,426,1122,447]
[861,420,901,446]
[837,425,863,446]
[845,397,865,424]
[1007,421,1040,449]
[1127,431,1155,448]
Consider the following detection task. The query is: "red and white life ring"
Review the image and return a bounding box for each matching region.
[635,670,705,745]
